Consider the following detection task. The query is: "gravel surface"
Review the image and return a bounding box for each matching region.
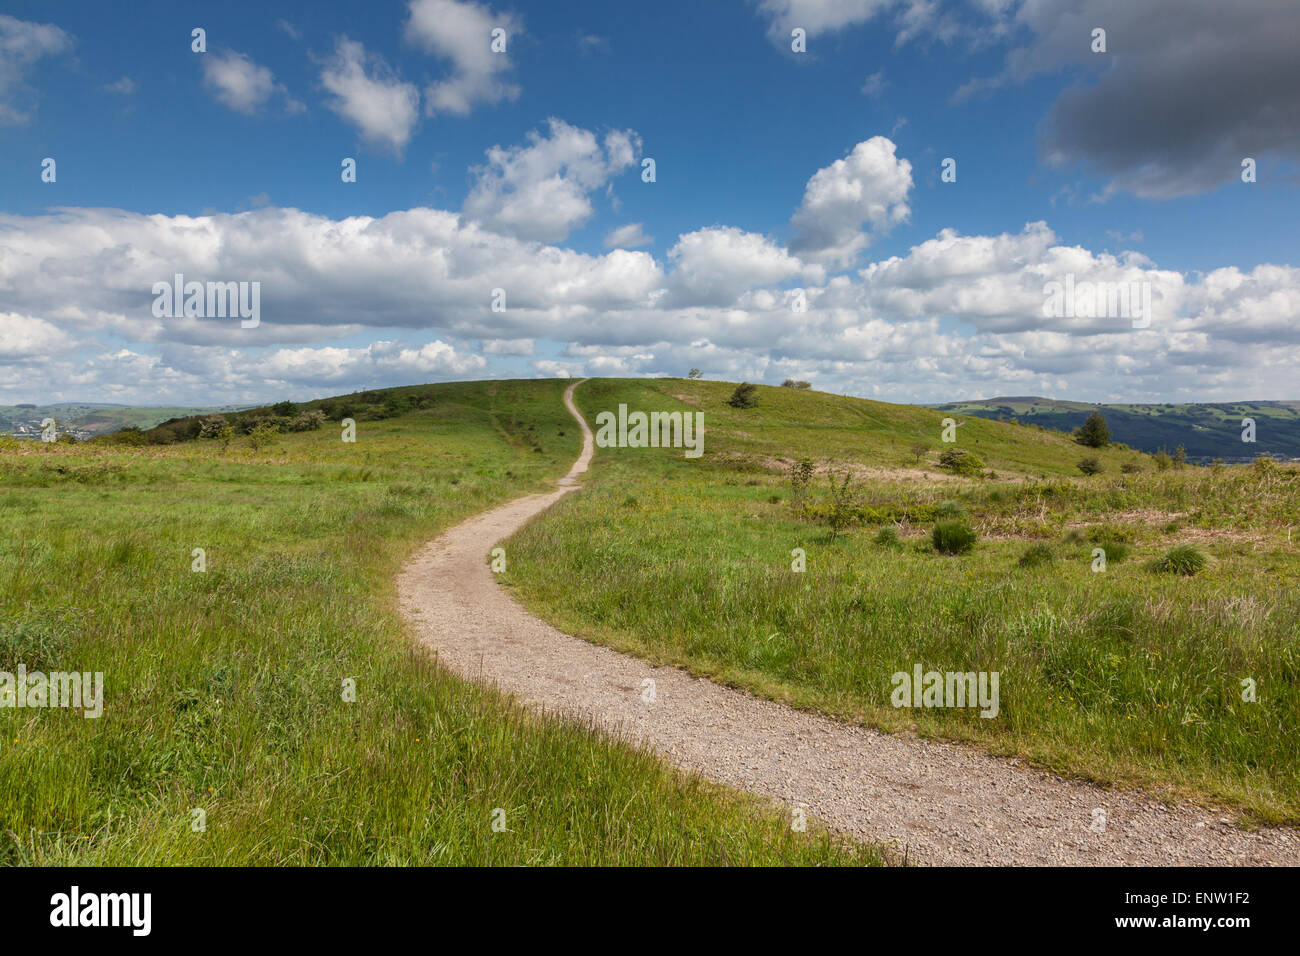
[396,381,1300,866]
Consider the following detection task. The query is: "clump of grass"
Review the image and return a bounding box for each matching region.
[1150,545,1206,576]
[874,526,900,546]
[932,519,977,555]
[936,499,965,518]
[1095,541,1131,564]
[1017,542,1055,567]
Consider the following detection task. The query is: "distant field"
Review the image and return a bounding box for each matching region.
[0,379,874,865]
[934,396,1300,461]
[505,379,1300,823]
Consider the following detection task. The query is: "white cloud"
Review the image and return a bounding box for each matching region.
[0,14,72,124]
[667,227,816,307]
[789,136,913,268]
[463,118,640,241]
[604,223,653,249]
[320,39,420,154]
[2,138,1299,405]
[103,76,135,95]
[202,50,299,115]
[756,0,894,42]
[405,0,520,116]
[482,338,534,355]
[0,313,73,359]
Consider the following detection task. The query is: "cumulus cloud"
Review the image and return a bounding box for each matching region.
[2,139,1299,404]
[202,49,300,115]
[320,38,420,154]
[0,14,72,124]
[405,0,520,116]
[789,136,913,268]
[463,118,640,241]
[603,223,653,249]
[667,227,817,307]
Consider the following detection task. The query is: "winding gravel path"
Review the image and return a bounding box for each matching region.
[397,381,1300,865]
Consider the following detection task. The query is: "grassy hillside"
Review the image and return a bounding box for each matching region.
[0,379,876,865]
[504,378,1300,823]
[935,396,1300,462]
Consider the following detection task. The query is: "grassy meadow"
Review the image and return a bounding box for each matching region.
[0,379,879,866]
[505,378,1300,824]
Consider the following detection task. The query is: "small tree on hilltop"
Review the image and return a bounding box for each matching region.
[1074,411,1112,448]
[688,368,703,379]
[726,382,759,409]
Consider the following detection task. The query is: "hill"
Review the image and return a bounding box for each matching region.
[932,397,1300,462]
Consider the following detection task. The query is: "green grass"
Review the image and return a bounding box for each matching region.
[504,378,1300,824]
[0,379,877,866]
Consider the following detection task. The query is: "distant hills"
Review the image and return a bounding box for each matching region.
[0,403,253,440]
[932,397,1300,462]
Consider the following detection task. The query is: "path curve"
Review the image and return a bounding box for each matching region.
[397,380,1300,866]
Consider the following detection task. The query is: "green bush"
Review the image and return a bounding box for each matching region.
[726,382,759,409]
[1018,542,1055,567]
[875,526,900,546]
[932,519,977,555]
[1077,456,1104,476]
[937,499,966,518]
[1150,545,1206,576]
[937,448,985,477]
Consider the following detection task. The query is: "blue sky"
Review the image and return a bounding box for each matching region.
[2,0,1298,405]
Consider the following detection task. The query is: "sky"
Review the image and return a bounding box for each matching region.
[1,0,1298,406]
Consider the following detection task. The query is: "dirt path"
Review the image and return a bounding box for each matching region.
[397,380,1300,866]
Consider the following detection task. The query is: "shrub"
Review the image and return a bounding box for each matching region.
[780,379,811,389]
[1153,450,1172,471]
[726,382,759,409]
[687,368,703,379]
[288,409,326,432]
[932,519,977,555]
[875,526,900,546]
[824,472,856,542]
[1018,543,1055,567]
[246,421,280,451]
[1077,456,1104,476]
[1150,545,1206,576]
[271,401,296,416]
[198,414,228,439]
[937,448,985,477]
[1120,461,1143,474]
[909,441,928,465]
[936,499,965,518]
[789,457,814,503]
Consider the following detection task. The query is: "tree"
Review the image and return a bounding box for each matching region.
[1077,456,1104,475]
[781,379,811,389]
[909,441,928,465]
[687,368,703,379]
[1073,410,1112,448]
[726,382,759,409]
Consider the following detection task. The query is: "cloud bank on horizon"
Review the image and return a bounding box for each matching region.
[0,0,1297,406]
